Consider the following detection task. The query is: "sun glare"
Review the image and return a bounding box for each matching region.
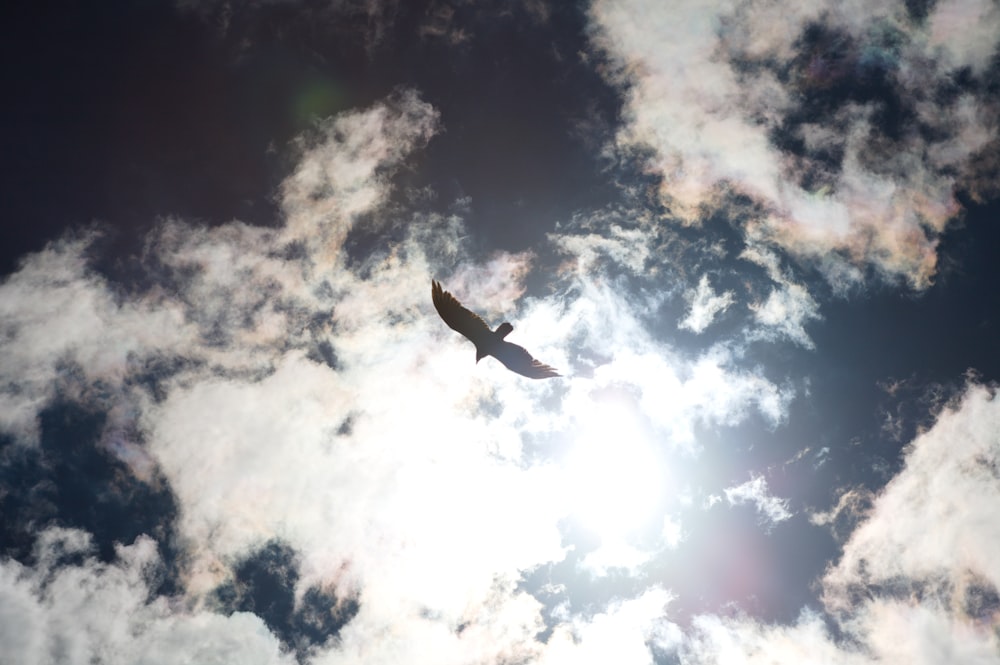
[564,401,665,541]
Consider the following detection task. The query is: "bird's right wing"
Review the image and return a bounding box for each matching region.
[491,340,561,379]
[431,280,494,346]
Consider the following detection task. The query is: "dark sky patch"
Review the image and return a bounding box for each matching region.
[0,398,181,593]
[213,539,359,660]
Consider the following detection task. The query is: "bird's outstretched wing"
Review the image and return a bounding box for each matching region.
[431,280,493,347]
[492,340,561,379]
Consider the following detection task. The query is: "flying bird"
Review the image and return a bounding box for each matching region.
[432,280,560,379]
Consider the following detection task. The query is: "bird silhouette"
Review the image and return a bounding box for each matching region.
[432,280,560,379]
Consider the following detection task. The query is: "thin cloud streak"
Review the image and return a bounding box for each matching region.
[724,475,793,527]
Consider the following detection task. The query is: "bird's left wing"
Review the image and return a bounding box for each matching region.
[491,340,560,379]
[431,280,494,346]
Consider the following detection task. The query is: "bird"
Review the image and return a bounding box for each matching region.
[431,280,560,379]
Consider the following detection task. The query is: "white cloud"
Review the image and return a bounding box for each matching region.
[824,383,1000,606]
[679,274,735,333]
[928,0,1000,74]
[0,82,806,665]
[0,528,295,665]
[588,0,1000,290]
[18,70,995,665]
[0,232,195,445]
[681,383,1000,664]
[681,609,862,665]
[724,474,793,527]
[680,596,1000,665]
[281,88,440,255]
[551,299,793,454]
[741,245,821,348]
[549,218,656,276]
[537,588,680,665]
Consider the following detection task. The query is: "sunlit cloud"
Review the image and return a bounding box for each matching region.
[677,383,1000,663]
[0,233,195,445]
[679,274,735,334]
[588,0,1000,290]
[741,245,821,348]
[823,383,1000,609]
[0,74,817,663]
[537,588,680,665]
[724,474,793,528]
[281,88,440,256]
[3,2,998,654]
[0,527,294,665]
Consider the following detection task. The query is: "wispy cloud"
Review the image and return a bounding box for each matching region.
[724,474,793,527]
[741,244,821,348]
[679,274,735,333]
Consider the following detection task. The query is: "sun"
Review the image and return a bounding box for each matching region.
[563,400,665,541]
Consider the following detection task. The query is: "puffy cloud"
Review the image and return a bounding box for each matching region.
[680,597,1000,665]
[0,233,195,445]
[0,80,814,665]
[0,527,295,665]
[537,588,680,665]
[280,88,440,255]
[680,383,1000,664]
[680,610,862,665]
[588,0,1000,290]
[824,383,1000,607]
[16,64,997,664]
[928,0,1000,74]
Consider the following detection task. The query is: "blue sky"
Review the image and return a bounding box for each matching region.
[2,1,999,663]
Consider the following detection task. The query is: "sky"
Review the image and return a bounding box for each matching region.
[1,0,999,663]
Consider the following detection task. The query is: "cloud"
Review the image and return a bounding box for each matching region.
[588,0,1000,290]
[724,474,793,527]
[679,274,735,333]
[0,232,195,445]
[0,527,295,665]
[11,61,997,663]
[741,245,821,348]
[823,383,1000,609]
[0,79,815,665]
[1,90,572,663]
[281,88,440,254]
[679,382,1000,663]
[537,588,680,665]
